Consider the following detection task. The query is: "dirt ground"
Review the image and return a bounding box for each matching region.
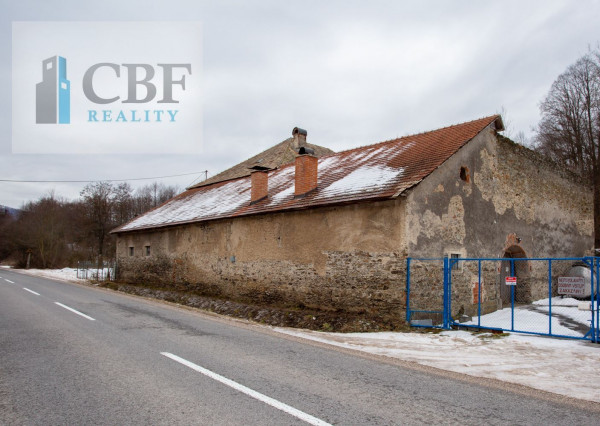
[100,281,410,333]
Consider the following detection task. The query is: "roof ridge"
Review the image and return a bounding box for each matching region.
[221,136,292,168]
[210,115,501,174]
[188,137,293,189]
[316,115,500,161]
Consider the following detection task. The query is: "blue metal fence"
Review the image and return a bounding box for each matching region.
[406,256,600,342]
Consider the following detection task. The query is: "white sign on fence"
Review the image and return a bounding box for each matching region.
[558,277,585,296]
[505,276,517,286]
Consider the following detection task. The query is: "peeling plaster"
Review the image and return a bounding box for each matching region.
[474,145,592,237]
[408,195,466,246]
[462,183,472,197]
[474,148,535,224]
[575,219,593,236]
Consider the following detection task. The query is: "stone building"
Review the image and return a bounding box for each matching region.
[111,115,593,323]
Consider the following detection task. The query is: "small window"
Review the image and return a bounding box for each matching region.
[145,245,151,256]
[450,253,461,271]
[129,247,134,256]
[46,61,53,70]
[61,82,67,89]
[460,166,470,183]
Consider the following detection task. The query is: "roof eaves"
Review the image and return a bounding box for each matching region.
[111,190,400,234]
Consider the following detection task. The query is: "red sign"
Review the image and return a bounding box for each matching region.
[505,276,517,286]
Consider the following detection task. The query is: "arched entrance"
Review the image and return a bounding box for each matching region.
[500,245,530,306]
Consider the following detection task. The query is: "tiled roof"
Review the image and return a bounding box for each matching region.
[189,138,334,188]
[113,115,502,233]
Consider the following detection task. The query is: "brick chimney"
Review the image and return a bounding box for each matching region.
[292,127,307,149]
[294,147,318,197]
[250,169,269,204]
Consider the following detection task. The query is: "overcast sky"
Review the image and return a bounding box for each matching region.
[1,0,598,208]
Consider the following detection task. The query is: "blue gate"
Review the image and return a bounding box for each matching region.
[406,256,600,342]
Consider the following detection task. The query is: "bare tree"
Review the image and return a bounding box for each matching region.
[113,182,134,225]
[133,182,179,215]
[80,182,116,264]
[13,193,71,268]
[535,48,600,250]
[0,180,181,267]
[0,206,18,261]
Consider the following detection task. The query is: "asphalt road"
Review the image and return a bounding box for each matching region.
[1,269,599,425]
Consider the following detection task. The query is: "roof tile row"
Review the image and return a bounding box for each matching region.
[114,115,501,233]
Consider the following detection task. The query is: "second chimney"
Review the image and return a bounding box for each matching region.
[292,127,307,149]
[250,169,269,204]
[294,147,318,197]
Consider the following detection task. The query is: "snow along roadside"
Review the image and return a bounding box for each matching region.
[12,267,86,283]
[274,327,600,403]
[9,267,600,403]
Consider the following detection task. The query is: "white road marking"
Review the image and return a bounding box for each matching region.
[5,279,15,284]
[161,352,331,426]
[54,302,96,321]
[23,288,40,296]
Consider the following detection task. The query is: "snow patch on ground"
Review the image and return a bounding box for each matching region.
[274,328,600,403]
[15,268,83,282]
[16,267,115,282]
[463,298,593,338]
[534,296,581,307]
[463,306,582,336]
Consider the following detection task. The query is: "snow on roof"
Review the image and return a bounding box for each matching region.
[114,115,500,233]
[120,179,250,231]
[315,165,403,200]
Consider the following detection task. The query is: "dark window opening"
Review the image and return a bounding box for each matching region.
[460,166,470,183]
[129,247,134,257]
[145,246,151,256]
[450,253,461,270]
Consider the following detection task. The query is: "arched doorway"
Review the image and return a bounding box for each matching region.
[500,245,530,306]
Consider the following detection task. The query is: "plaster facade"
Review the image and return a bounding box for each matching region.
[118,199,408,318]
[405,128,592,316]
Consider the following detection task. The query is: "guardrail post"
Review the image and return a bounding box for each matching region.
[548,259,552,336]
[406,258,411,324]
[443,257,450,329]
[590,257,600,343]
[510,259,515,332]
[478,260,482,327]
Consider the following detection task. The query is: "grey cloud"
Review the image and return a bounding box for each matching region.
[1,0,599,207]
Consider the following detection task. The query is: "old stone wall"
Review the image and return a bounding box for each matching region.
[117,199,408,320]
[116,127,593,324]
[405,127,593,316]
[406,259,501,322]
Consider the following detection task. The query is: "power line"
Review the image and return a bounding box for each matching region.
[0,170,208,184]
[187,171,210,187]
